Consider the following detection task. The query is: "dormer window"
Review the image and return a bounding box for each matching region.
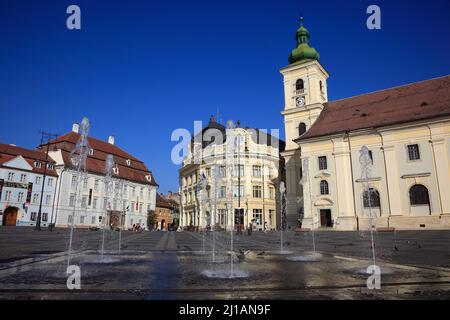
[146,175,152,182]
[113,167,119,175]
[295,79,304,94]
[89,148,94,156]
[34,161,42,168]
[47,163,54,170]
[126,159,131,166]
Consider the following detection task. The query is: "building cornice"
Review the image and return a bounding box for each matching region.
[295,115,450,145]
[279,59,330,78]
[281,103,324,116]
[0,165,59,178]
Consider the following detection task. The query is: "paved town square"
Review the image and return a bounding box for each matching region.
[0,227,449,300]
[1,1,449,307]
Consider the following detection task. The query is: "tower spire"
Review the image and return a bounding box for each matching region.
[288,17,320,64]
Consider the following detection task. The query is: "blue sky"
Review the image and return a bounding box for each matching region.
[1,0,449,193]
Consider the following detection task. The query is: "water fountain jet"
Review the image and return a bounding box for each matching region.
[279,181,287,254]
[67,117,90,269]
[101,154,115,262]
[359,146,377,269]
[226,120,235,277]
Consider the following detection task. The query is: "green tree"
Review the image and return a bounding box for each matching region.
[147,210,156,231]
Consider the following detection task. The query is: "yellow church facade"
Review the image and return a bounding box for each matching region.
[281,19,450,230]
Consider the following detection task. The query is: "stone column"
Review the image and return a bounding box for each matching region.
[283,150,301,229]
[431,138,450,214]
[332,139,357,230]
[382,145,403,216]
[301,164,313,229]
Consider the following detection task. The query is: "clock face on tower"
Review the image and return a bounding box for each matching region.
[296,96,305,107]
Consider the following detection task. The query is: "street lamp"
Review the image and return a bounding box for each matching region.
[35,131,58,231]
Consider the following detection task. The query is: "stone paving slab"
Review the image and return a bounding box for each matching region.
[0,228,449,299]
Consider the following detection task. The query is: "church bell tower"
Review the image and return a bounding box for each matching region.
[280,17,329,228]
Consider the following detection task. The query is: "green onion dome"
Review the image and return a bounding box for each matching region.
[288,17,320,64]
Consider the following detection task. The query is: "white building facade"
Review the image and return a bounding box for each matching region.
[179,117,285,231]
[44,124,158,230]
[281,19,450,230]
[0,144,58,227]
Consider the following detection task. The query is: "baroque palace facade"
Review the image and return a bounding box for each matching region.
[43,123,158,230]
[0,144,58,227]
[179,116,285,231]
[282,19,450,230]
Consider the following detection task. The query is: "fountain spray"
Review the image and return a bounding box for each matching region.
[67,117,91,269]
[200,171,208,254]
[195,171,205,254]
[211,164,221,263]
[302,157,316,255]
[359,146,376,267]
[101,154,115,262]
[114,179,124,254]
[225,120,235,277]
[279,181,286,254]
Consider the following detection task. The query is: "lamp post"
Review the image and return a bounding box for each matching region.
[35,131,58,231]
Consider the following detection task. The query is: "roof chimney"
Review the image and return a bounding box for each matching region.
[72,123,80,133]
[108,135,115,145]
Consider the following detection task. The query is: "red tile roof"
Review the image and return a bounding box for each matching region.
[0,144,58,177]
[156,193,174,209]
[297,75,450,141]
[40,132,158,186]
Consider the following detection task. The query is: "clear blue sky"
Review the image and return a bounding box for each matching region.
[1,0,449,193]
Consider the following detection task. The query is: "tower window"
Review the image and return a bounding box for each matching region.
[363,188,380,208]
[319,80,324,93]
[368,150,373,164]
[318,156,327,170]
[296,79,304,93]
[298,122,306,136]
[320,180,329,195]
[407,144,420,161]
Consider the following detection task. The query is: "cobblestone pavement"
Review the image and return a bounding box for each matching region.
[0,227,449,299]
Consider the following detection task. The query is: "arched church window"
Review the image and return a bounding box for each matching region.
[363,188,380,208]
[320,180,329,195]
[298,122,306,136]
[410,184,430,206]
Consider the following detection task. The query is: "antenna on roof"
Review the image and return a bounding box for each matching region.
[38,131,59,149]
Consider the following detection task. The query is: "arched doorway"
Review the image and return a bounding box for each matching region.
[205,211,211,230]
[161,219,166,231]
[3,207,19,226]
[108,211,121,229]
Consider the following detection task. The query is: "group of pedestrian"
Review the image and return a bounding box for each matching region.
[131,223,145,232]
